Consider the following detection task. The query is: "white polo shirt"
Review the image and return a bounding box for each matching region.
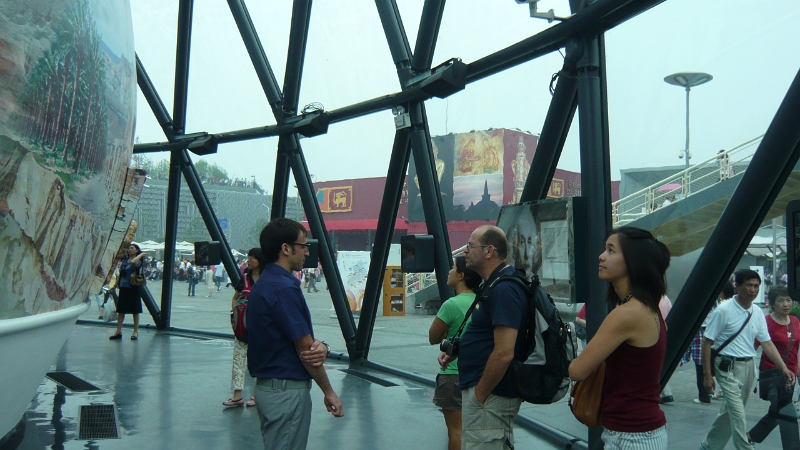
[704,295,770,358]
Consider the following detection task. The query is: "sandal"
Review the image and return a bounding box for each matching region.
[246,397,256,407]
[223,398,244,407]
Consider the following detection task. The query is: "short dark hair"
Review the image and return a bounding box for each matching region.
[479,226,508,260]
[129,243,141,254]
[768,286,790,306]
[455,255,482,291]
[260,218,307,264]
[734,269,761,286]
[246,247,267,273]
[605,227,670,312]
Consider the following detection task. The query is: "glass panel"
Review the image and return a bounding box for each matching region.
[298,4,403,110]
[184,1,277,134]
[131,0,179,116]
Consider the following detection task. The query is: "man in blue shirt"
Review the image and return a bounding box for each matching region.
[247,218,344,449]
[440,225,528,449]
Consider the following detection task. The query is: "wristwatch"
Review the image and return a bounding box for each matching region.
[322,341,331,357]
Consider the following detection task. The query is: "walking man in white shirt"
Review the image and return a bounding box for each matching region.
[700,269,796,450]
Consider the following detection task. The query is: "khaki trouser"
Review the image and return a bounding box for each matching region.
[701,357,756,450]
[461,386,521,450]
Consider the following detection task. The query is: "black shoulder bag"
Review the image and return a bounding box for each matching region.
[710,311,752,376]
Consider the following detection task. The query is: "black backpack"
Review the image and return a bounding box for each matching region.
[479,269,577,404]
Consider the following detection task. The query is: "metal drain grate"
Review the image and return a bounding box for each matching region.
[78,405,119,440]
[45,372,100,392]
[339,369,399,387]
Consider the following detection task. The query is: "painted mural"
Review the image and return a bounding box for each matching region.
[0,0,137,319]
[408,128,538,222]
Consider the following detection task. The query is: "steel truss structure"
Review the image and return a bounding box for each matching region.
[132,0,800,445]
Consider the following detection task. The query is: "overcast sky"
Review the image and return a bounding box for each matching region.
[129,0,800,195]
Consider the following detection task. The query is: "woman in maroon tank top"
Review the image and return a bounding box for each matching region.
[569,227,671,449]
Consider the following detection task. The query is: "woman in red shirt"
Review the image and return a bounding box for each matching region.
[569,227,670,449]
[747,286,800,448]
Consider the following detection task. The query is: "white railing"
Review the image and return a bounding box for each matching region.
[612,135,764,227]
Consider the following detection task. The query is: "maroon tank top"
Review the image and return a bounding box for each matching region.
[601,310,667,432]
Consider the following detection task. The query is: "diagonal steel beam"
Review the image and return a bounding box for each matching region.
[173,0,195,132]
[353,128,412,360]
[283,0,313,116]
[662,67,800,391]
[411,0,446,72]
[136,54,175,140]
[284,135,358,354]
[227,0,283,118]
[178,150,242,289]
[360,0,454,362]
[375,0,413,84]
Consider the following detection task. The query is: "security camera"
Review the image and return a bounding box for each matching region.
[678,153,684,159]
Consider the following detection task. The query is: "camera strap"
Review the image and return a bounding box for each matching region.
[452,296,480,340]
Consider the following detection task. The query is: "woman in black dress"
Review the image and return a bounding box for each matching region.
[110,243,148,340]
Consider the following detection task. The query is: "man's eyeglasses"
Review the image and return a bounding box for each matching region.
[465,243,490,250]
[290,242,311,250]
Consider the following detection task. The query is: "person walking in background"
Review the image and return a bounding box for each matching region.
[747,286,800,449]
[214,264,224,291]
[223,248,266,408]
[187,263,198,297]
[205,265,214,298]
[569,227,671,449]
[428,255,482,450]
[110,244,147,341]
[307,267,319,293]
[700,269,795,450]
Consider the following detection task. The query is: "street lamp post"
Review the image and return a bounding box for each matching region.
[664,72,713,168]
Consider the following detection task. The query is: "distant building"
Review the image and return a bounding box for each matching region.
[133,179,303,251]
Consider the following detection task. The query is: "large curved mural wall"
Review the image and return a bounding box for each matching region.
[0,0,136,319]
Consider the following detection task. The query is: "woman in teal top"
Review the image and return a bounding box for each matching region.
[429,255,482,450]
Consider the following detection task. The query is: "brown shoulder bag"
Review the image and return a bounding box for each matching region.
[568,360,606,428]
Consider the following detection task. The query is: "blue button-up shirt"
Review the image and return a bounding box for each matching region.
[246,264,313,380]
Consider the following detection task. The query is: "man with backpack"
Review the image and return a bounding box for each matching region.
[441,225,528,450]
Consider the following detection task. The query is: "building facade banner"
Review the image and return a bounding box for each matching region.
[407,129,538,222]
[317,186,353,213]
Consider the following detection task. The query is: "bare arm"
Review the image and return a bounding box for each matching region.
[294,334,343,417]
[761,340,797,385]
[575,317,586,328]
[701,338,715,391]
[130,252,148,264]
[429,317,449,345]
[474,325,517,404]
[568,305,636,381]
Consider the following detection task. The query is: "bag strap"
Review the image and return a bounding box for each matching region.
[452,295,481,340]
[715,311,752,356]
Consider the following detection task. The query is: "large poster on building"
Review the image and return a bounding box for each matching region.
[408,129,537,222]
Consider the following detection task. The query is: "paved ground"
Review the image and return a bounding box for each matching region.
[78,278,791,449]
